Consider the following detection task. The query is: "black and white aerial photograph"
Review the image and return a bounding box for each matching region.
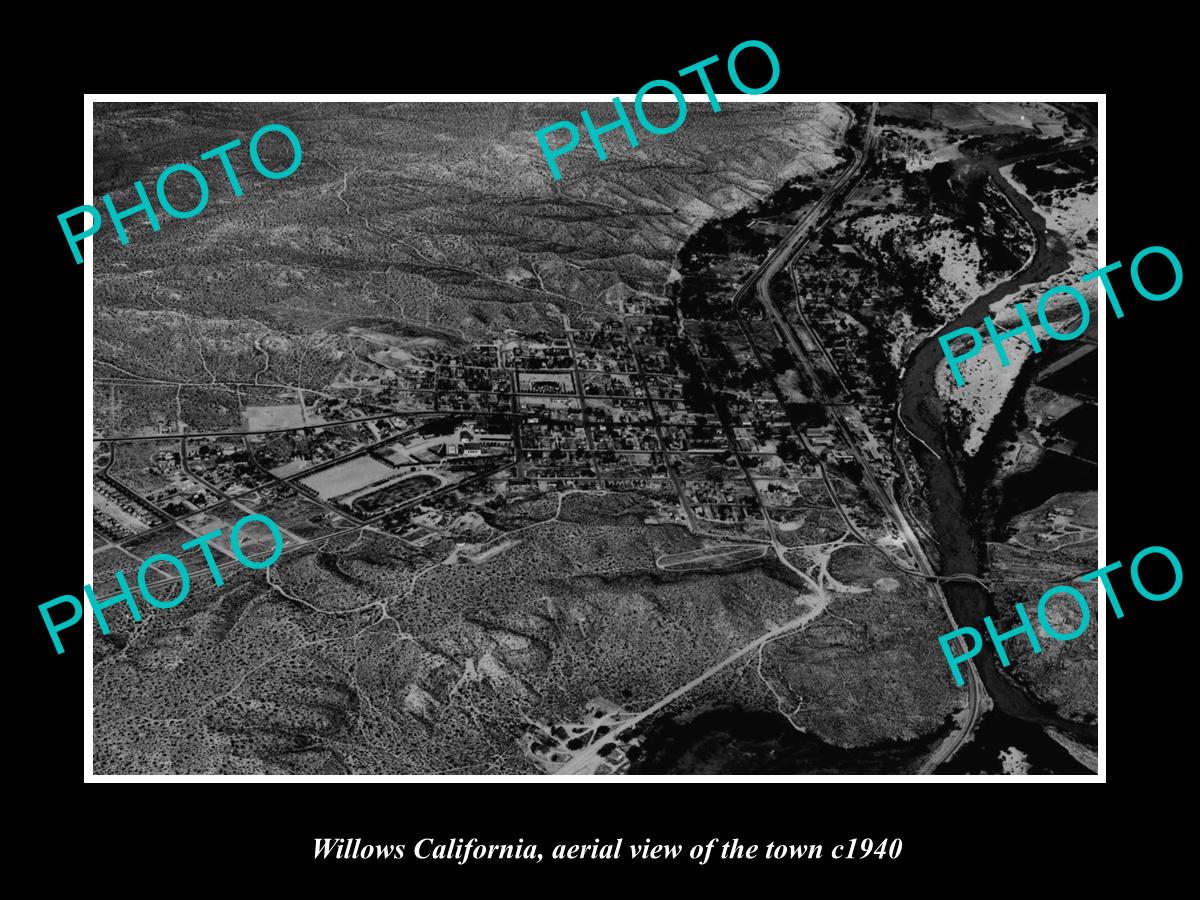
[90,100,1098,776]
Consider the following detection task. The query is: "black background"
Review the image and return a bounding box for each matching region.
[19,20,1189,888]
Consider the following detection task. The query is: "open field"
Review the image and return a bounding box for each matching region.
[299,456,398,499]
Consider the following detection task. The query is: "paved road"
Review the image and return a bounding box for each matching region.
[96,410,430,443]
[554,601,826,776]
[622,318,700,532]
[736,103,984,772]
[554,105,982,775]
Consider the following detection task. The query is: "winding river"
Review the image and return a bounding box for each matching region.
[897,156,1098,752]
[635,121,1098,772]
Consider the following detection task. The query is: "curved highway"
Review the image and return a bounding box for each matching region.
[731,103,985,771]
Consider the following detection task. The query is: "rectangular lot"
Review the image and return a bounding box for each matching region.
[299,456,398,499]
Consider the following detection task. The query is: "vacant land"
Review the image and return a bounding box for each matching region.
[300,457,397,499]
